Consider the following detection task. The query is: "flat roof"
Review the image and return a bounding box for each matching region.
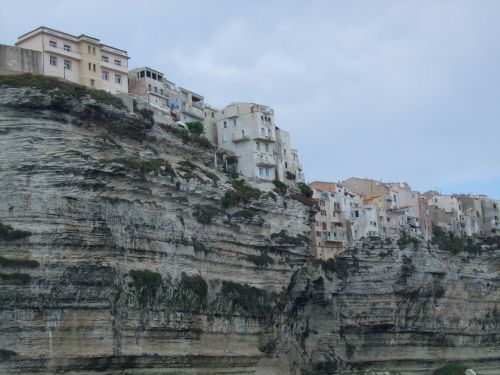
[16,26,128,55]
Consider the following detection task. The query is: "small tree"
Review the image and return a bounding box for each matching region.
[298,182,313,198]
[186,121,204,135]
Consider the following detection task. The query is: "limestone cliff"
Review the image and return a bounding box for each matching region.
[0,83,499,375]
[262,240,500,375]
[0,85,313,374]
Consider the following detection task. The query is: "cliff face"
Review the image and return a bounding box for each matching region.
[0,86,312,374]
[1,85,499,375]
[264,240,500,375]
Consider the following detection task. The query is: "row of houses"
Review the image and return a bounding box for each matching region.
[310,178,500,260]
[1,26,304,185]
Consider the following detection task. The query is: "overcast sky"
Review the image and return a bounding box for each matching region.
[1,1,499,198]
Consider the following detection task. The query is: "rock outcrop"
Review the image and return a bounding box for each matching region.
[0,83,499,375]
[0,86,313,374]
[263,240,500,375]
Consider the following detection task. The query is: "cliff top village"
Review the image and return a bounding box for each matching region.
[1,26,499,261]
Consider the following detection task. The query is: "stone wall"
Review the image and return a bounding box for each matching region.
[0,44,42,75]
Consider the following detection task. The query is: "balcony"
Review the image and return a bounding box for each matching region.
[100,59,128,74]
[256,154,276,167]
[181,102,204,120]
[44,44,81,60]
[253,134,275,143]
[232,134,251,143]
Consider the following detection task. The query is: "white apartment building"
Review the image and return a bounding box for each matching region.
[275,128,305,184]
[217,102,278,181]
[15,26,128,94]
[128,67,179,115]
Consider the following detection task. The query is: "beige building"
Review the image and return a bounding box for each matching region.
[203,104,219,145]
[179,87,205,123]
[424,192,462,234]
[342,178,401,238]
[15,27,129,94]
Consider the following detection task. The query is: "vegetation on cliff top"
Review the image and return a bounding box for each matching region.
[0,73,126,109]
[432,225,494,254]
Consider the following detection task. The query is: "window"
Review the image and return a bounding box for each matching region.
[88,46,91,54]
[146,70,152,78]
[49,55,57,66]
[88,62,91,71]
[285,162,288,168]
[49,40,57,48]
[154,86,158,93]
[211,112,214,118]
[160,89,164,96]
[259,167,271,177]
[102,55,109,63]
[63,44,71,52]
[261,127,265,135]
[115,74,122,84]
[241,129,246,137]
[322,222,327,230]
[232,118,237,126]
[139,70,145,78]
[256,141,260,150]
[265,143,269,152]
[92,46,96,55]
[114,59,121,66]
[102,71,109,80]
[64,60,71,70]
[320,210,326,216]
[267,128,271,136]
[222,133,227,143]
[90,79,95,87]
[223,121,227,128]
[319,200,325,206]
[93,64,96,72]
[148,84,152,91]
[355,210,359,218]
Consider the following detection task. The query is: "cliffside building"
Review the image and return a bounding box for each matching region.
[15,26,129,94]
[128,67,179,114]
[216,102,302,182]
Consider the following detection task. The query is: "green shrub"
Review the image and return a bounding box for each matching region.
[247,251,274,267]
[0,222,32,241]
[221,179,262,208]
[129,269,162,306]
[192,237,209,254]
[186,121,204,135]
[0,349,17,361]
[113,158,176,177]
[271,230,308,245]
[0,272,32,284]
[193,205,221,224]
[298,182,313,198]
[0,256,39,268]
[320,257,350,279]
[0,74,126,109]
[136,107,154,124]
[285,171,296,180]
[397,231,420,250]
[174,273,208,310]
[220,281,275,317]
[432,363,469,375]
[273,179,287,196]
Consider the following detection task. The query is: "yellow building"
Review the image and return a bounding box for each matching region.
[15,26,129,94]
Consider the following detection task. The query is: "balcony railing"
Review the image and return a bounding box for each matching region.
[253,134,275,143]
[100,59,128,73]
[232,134,251,143]
[44,44,81,60]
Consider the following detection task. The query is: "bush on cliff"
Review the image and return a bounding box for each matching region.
[432,363,469,375]
[0,74,126,109]
[221,179,262,208]
[173,273,208,311]
[0,222,32,241]
[220,280,275,317]
[129,269,162,306]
